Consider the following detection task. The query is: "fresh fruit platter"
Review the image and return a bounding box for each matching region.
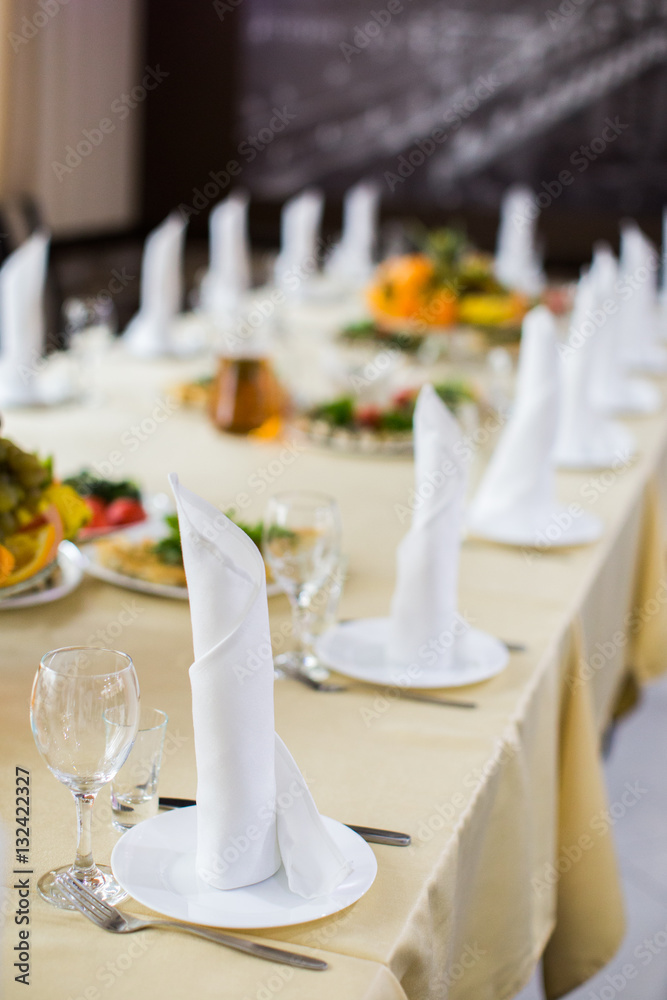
[63,470,147,538]
[366,228,529,336]
[0,436,90,592]
[294,381,477,456]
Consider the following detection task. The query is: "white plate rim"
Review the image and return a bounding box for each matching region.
[316,617,509,689]
[466,509,603,549]
[0,542,84,610]
[111,807,377,929]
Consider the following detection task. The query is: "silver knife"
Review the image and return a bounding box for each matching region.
[158,798,411,847]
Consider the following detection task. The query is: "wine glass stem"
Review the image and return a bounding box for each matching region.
[290,591,314,662]
[72,792,97,877]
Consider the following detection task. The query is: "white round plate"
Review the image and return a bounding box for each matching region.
[467,509,602,548]
[316,617,508,688]
[0,541,84,610]
[111,806,376,929]
[79,521,280,600]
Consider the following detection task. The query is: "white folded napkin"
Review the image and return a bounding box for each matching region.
[617,223,667,374]
[169,474,351,898]
[274,189,323,296]
[468,306,601,546]
[555,269,636,468]
[589,244,661,415]
[0,232,49,406]
[494,185,545,297]
[325,182,379,285]
[659,206,667,339]
[388,385,468,671]
[124,213,187,357]
[200,193,251,323]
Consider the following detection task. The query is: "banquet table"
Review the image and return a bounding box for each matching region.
[2,345,667,1000]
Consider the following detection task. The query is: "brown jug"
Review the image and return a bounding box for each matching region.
[209,356,286,434]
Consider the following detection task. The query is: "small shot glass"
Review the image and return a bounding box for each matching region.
[110,708,168,832]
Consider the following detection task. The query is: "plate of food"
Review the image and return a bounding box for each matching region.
[63,470,147,539]
[0,433,90,604]
[293,381,478,456]
[78,512,282,599]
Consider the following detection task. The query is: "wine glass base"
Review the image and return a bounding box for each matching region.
[273,651,330,682]
[38,864,129,910]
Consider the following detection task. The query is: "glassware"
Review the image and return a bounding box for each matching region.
[263,492,341,677]
[110,708,168,832]
[209,356,287,434]
[63,296,115,405]
[30,646,140,909]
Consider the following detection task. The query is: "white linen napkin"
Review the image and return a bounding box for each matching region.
[617,223,667,373]
[388,385,467,671]
[169,474,351,898]
[274,189,323,296]
[124,213,186,357]
[325,182,379,285]
[0,232,49,406]
[494,186,545,297]
[589,243,661,416]
[200,193,251,323]
[555,269,636,468]
[468,306,577,545]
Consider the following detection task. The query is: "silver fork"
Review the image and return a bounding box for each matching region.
[280,664,477,708]
[55,873,327,971]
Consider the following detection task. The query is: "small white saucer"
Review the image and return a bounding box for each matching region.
[467,508,603,549]
[316,617,508,688]
[111,806,376,929]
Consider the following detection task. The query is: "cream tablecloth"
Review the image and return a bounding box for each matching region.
[1,347,667,1000]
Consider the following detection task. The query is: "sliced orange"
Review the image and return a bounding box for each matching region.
[2,523,56,587]
[0,545,15,584]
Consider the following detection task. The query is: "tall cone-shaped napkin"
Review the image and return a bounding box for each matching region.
[124,214,186,357]
[317,387,508,687]
[588,244,661,416]
[200,192,251,323]
[617,223,667,374]
[169,474,351,897]
[555,270,636,469]
[494,186,545,297]
[274,189,323,297]
[0,232,49,406]
[325,182,379,285]
[468,306,602,548]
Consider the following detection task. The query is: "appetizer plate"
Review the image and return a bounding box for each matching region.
[316,617,508,688]
[78,520,281,600]
[79,520,189,600]
[111,806,376,929]
[0,541,84,610]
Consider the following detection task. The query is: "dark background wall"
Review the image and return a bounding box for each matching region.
[138,0,667,268]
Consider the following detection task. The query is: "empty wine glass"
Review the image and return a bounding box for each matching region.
[263,492,341,678]
[30,646,140,909]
